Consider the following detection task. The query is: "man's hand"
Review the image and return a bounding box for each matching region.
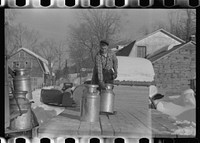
[113,72,118,79]
[99,81,106,90]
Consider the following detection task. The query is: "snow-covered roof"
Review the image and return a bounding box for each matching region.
[18,47,48,65]
[136,28,185,44]
[18,47,50,74]
[116,56,155,82]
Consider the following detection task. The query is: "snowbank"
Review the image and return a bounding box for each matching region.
[172,120,196,136]
[116,56,155,82]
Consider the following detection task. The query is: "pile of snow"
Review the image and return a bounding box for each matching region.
[171,120,196,136]
[116,56,155,82]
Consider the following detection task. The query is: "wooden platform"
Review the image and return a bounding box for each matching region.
[33,85,194,139]
[35,86,151,138]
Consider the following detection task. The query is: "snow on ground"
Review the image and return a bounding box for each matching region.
[31,86,65,126]
[116,56,155,82]
[171,119,196,136]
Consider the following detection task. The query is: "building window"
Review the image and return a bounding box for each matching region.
[12,61,20,68]
[137,46,147,58]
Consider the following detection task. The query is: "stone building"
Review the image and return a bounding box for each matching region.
[148,41,196,96]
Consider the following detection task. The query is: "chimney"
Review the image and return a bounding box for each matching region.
[189,35,196,42]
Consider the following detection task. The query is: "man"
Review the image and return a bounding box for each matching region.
[92,40,118,90]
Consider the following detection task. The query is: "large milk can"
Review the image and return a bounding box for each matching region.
[9,91,33,130]
[80,84,100,122]
[100,84,115,114]
[13,68,32,100]
[15,68,30,76]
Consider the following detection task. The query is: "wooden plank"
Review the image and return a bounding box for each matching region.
[78,121,90,135]
[108,115,121,136]
[109,112,135,137]
[117,110,151,136]
[99,115,114,136]
[113,110,148,137]
[151,110,178,131]
[90,121,101,136]
[38,119,80,136]
[38,108,81,137]
[127,109,151,129]
[150,109,179,137]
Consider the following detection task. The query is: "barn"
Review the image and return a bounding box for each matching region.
[8,47,50,90]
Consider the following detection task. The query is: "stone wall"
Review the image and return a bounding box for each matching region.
[153,43,196,96]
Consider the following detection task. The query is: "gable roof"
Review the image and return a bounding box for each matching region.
[18,47,48,65]
[116,41,136,56]
[15,47,50,74]
[148,41,195,63]
[136,28,185,44]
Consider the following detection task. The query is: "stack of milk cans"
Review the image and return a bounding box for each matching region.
[9,68,34,131]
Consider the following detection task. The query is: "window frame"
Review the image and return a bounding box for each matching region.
[137,46,147,58]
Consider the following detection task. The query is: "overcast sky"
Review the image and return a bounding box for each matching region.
[11,9,174,42]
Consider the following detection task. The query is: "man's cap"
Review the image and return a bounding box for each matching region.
[100,40,109,46]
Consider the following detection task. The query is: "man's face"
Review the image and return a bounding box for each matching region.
[100,44,108,54]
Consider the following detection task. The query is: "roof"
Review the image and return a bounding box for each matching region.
[116,41,136,56]
[37,59,50,74]
[18,47,48,65]
[16,47,50,74]
[136,28,185,44]
[148,41,195,63]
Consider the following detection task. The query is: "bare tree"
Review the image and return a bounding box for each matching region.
[5,10,41,57]
[141,9,196,42]
[68,9,122,67]
[6,23,41,57]
[38,39,58,80]
[54,40,68,71]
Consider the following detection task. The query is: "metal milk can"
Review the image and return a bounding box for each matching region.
[80,84,100,122]
[9,91,33,130]
[100,84,115,113]
[15,68,29,76]
[13,68,32,100]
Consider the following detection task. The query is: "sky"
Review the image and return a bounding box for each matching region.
[7,9,179,67]
[11,9,172,42]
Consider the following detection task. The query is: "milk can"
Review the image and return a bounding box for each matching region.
[100,84,115,114]
[15,68,29,76]
[13,68,32,100]
[80,84,100,122]
[9,91,33,130]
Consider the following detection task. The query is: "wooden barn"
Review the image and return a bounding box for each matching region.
[147,41,196,96]
[8,47,50,90]
[116,29,185,58]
